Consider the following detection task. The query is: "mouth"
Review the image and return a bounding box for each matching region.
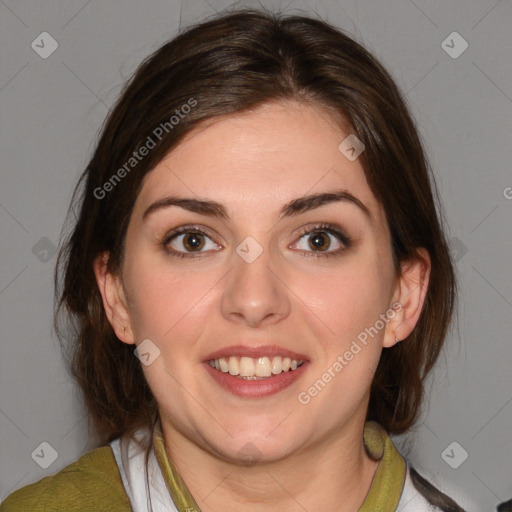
[203,345,309,398]
[208,355,305,380]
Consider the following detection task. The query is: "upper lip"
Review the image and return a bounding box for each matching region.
[204,345,309,362]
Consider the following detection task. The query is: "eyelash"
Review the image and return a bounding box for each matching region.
[161,223,351,260]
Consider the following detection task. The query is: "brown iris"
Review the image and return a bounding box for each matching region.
[183,232,205,251]
[308,231,330,251]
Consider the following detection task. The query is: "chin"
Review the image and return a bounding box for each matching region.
[207,427,303,465]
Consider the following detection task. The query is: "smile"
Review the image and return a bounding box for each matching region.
[204,358,309,398]
[208,356,305,379]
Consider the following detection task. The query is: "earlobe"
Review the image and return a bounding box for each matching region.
[93,252,135,345]
[383,248,431,348]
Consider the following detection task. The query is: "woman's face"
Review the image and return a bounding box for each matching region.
[108,101,404,462]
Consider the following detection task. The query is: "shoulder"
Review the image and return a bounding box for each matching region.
[0,445,131,512]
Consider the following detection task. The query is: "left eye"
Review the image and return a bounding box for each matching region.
[292,228,347,253]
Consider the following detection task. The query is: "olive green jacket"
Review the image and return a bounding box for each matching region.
[1,422,414,512]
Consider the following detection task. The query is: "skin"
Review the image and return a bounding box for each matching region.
[95,100,430,512]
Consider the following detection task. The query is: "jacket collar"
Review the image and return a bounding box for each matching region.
[153,420,405,511]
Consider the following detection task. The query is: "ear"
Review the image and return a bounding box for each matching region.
[383,248,431,348]
[93,251,135,345]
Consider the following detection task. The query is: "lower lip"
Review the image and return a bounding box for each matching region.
[203,361,309,398]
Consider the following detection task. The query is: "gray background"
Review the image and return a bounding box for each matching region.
[1,0,511,510]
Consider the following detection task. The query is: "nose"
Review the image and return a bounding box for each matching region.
[220,243,291,328]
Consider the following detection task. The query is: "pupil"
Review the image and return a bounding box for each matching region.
[310,232,329,251]
[185,233,203,250]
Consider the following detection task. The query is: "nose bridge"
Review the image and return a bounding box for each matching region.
[220,237,290,327]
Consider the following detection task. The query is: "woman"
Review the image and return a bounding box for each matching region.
[1,9,465,512]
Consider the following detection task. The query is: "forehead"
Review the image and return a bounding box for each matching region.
[135,101,381,219]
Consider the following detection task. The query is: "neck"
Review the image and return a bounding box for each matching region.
[160,414,379,512]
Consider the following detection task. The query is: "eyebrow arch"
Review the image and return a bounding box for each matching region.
[142,189,371,221]
[280,189,371,220]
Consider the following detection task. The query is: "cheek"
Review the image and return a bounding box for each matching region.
[123,256,219,348]
[294,263,390,415]
[295,259,392,350]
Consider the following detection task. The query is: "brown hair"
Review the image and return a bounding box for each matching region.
[55,9,456,446]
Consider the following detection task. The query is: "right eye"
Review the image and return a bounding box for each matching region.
[163,226,222,259]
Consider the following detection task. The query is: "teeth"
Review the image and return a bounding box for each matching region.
[271,356,282,375]
[255,357,271,377]
[228,356,239,376]
[239,356,255,377]
[219,358,229,373]
[209,355,304,378]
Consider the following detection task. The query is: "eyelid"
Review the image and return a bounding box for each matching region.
[163,224,218,243]
[294,222,350,243]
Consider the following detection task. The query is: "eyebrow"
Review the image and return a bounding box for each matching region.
[142,189,371,221]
